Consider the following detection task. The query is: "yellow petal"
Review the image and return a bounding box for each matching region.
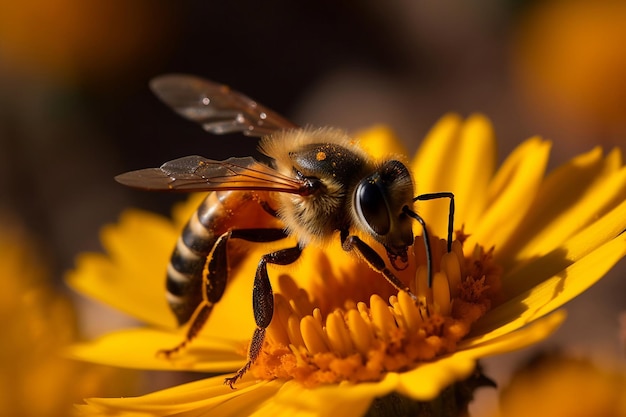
[412,114,463,187]
[504,197,626,296]
[411,113,463,236]
[67,327,244,372]
[67,194,208,330]
[355,125,408,160]
[80,376,281,416]
[67,209,178,329]
[449,114,496,231]
[396,350,477,401]
[467,137,551,254]
[498,148,626,268]
[75,313,565,417]
[253,377,398,417]
[466,233,626,344]
[411,114,496,238]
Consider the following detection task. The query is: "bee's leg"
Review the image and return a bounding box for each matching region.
[340,230,419,303]
[402,208,433,287]
[259,200,279,218]
[159,231,232,357]
[225,230,303,387]
[412,192,455,252]
[160,228,289,358]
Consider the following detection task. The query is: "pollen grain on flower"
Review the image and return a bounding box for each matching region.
[252,233,502,388]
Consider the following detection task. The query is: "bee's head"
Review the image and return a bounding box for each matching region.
[352,160,415,270]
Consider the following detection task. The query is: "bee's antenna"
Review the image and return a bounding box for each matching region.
[402,206,433,287]
[403,192,455,288]
[413,192,455,252]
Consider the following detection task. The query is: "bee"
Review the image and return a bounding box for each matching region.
[115,74,455,387]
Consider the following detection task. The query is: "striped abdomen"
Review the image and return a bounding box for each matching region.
[165,190,277,325]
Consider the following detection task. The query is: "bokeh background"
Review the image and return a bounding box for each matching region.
[1,0,624,415]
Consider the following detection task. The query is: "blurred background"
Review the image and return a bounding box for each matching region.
[1,0,624,415]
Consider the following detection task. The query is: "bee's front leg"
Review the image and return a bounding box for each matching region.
[340,230,419,303]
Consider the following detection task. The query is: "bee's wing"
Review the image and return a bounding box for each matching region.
[150,74,298,137]
[115,155,310,194]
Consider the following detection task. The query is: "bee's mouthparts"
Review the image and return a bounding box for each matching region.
[387,249,408,271]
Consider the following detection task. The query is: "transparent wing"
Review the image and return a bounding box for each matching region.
[115,155,310,193]
[150,74,298,137]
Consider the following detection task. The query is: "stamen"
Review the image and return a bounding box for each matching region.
[441,251,462,298]
[369,294,396,343]
[397,290,424,331]
[267,294,291,346]
[432,272,451,316]
[347,309,373,356]
[252,234,502,388]
[301,315,330,354]
[326,311,353,356]
[287,314,305,347]
[451,240,466,278]
[414,266,433,306]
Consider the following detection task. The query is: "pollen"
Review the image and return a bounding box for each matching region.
[251,234,502,388]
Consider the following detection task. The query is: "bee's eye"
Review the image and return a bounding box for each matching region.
[355,176,390,235]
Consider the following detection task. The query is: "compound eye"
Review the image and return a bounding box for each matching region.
[355,178,391,235]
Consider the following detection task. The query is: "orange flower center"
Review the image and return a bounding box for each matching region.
[251,232,503,387]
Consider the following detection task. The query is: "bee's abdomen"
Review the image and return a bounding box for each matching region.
[166,190,278,326]
[166,192,230,325]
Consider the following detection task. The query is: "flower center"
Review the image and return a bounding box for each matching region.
[251,232,502,387]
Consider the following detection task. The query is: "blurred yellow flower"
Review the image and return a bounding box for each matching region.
[496,354,626,417]
[0,216,127,417]
[513,0,626,129]
[67,115,626,416]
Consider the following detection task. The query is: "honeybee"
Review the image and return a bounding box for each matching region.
[115,74,455,387]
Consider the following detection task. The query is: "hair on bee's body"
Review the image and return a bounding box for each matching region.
[115,74,454,387]
[262,127,384,247]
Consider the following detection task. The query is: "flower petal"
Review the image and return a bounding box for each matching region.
[411,113,461,235]
[465,232,626,344]
[67,327,244,372]
[396,352,476,401]
[449,114,497,232]
[74,313,565,417]
[67,209,179,329]
[411,114,496,237]
[79,376,281,416]
[411,114,462,188]
[467,137,551,254]
[356,125,408,160]
[498,147,626,268]
[252,378,397,417]
[504,196,626,296]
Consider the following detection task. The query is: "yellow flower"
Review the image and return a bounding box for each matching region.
[67,114,626,416]
[495,354,626,417]
[0,216,129,417]
[513,0,626,129]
